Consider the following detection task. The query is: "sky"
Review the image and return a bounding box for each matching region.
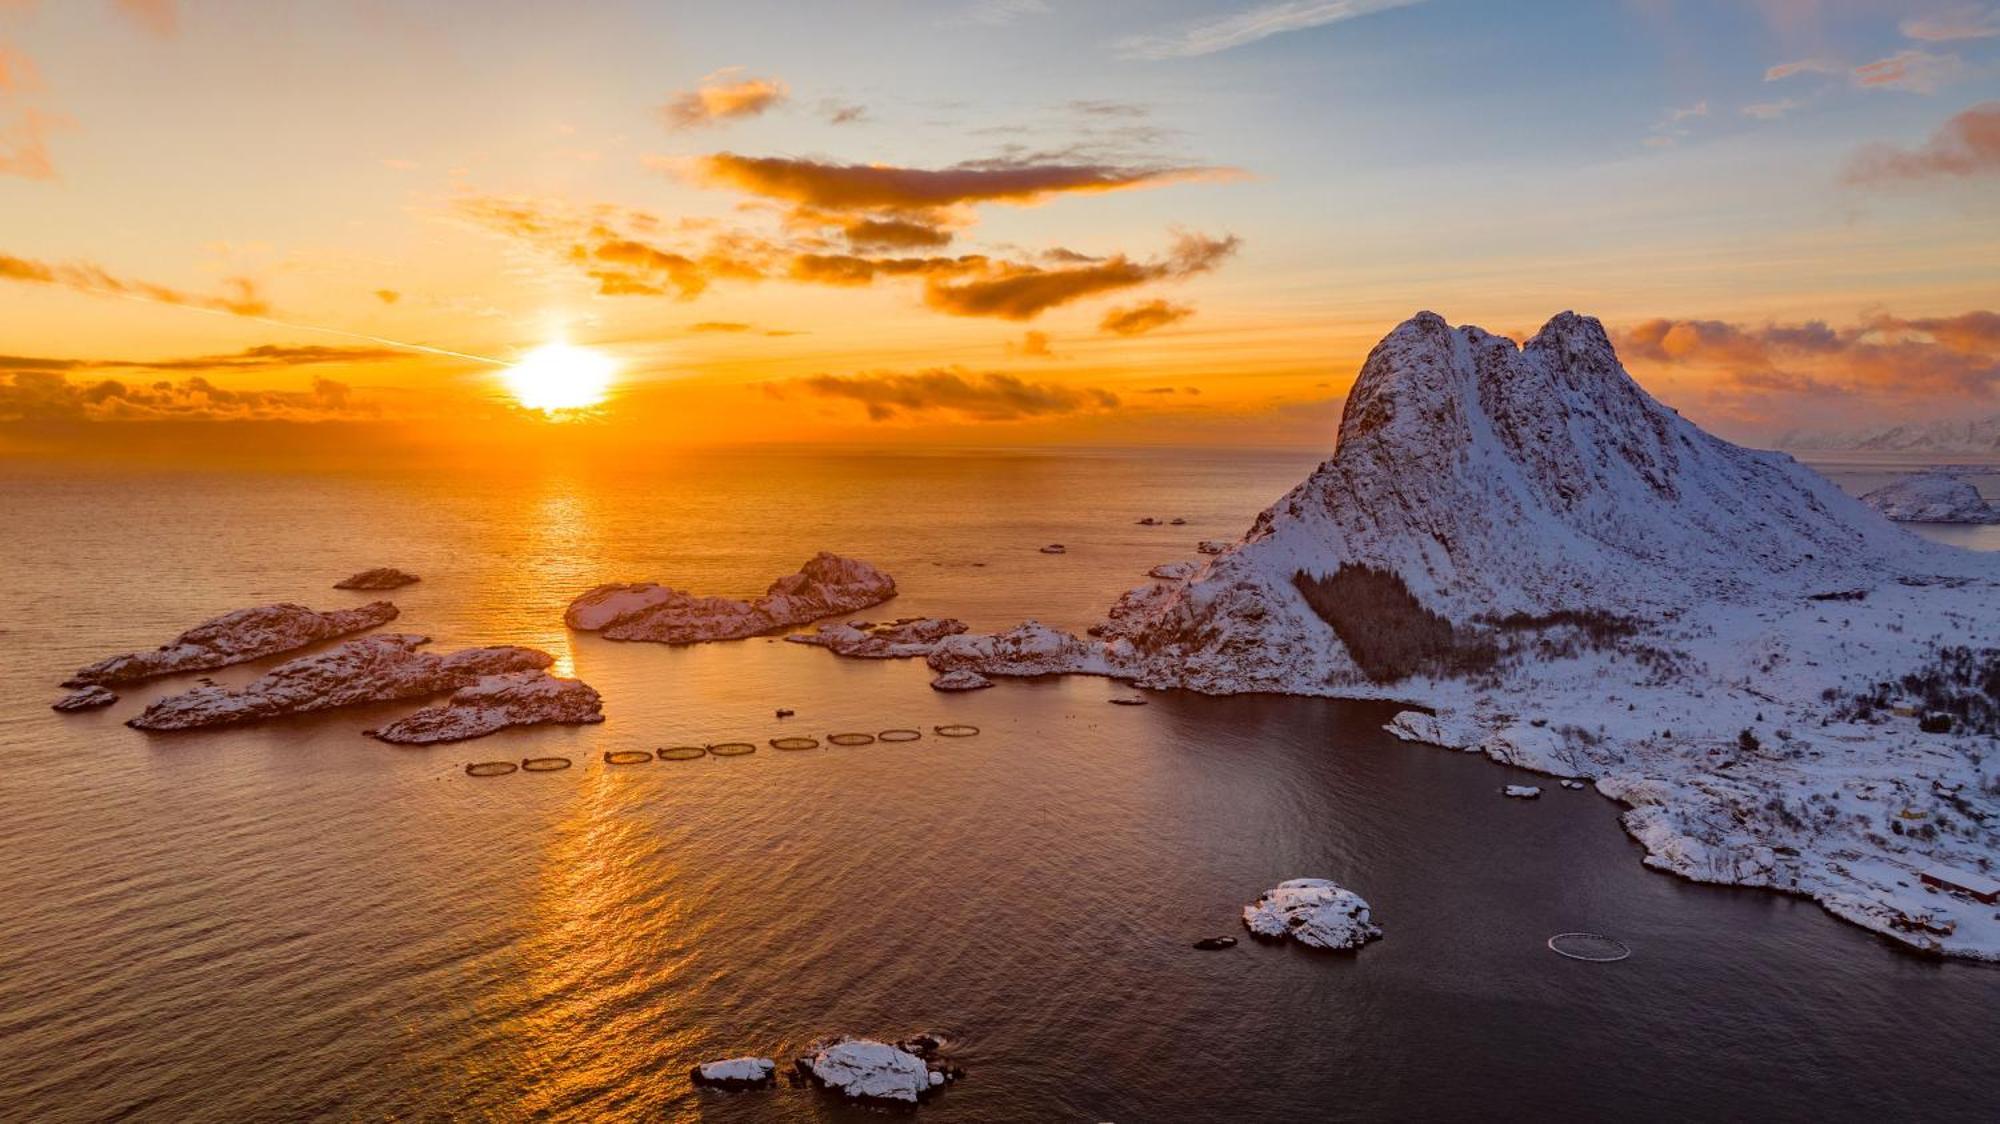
[1,0,1997,463]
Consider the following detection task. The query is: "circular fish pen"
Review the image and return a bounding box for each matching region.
[877,728,922,743]
[521,756,572,772]
[603,750,654,766]
[707,742,757,757]
[826,732,875,747]
[658,745,707,761]
[465,761,518,778]
[1547,932,1631,962]
[932,724,980,738]
[770,736,821,751]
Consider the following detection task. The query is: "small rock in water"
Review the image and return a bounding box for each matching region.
[1560,779,1586,790]
[930,669,994,692]
[1196,540,1229,555]
[1039,544,1067,555]
[775,707,794,718]
[1136,517,1160,526]
[1169,517,1187,525]
[1192,935,1238,951]
[52,685,118,712]
[333,566,421,590]
[1504,784,1543,799]
[1109,694,1148,706]
[1242,878,1382,950]
[690,1056,776,1090]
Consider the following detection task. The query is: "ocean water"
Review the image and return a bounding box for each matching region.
[1,448,1996,1123]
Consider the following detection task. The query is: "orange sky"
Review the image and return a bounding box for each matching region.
[2,1,1997,463]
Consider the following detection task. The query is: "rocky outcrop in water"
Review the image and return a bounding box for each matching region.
[566,553,896,644]
[128,634,553,731]
[1242,879,1382,950]
[786,617,968,658]
[65,601,398,687]
[689,1057,775,1090]
[334,567,421,590]
[929,669,993,692]
[794,1037,959,1104]
[1860,473,2000,524]
[51,685,117,712]
[365,670,604,744]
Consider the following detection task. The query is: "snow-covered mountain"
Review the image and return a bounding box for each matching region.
[1783,413,2000,456]
[1102,311,1973,694]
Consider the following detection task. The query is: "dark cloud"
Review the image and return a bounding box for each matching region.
[923,233,1235,320]
[785,367,1119,421]
[1845,101,2000,184]
[0,369,370,423]
[0,343,405,374]
[689,320,752,333]
[0,250,270,315]
[1100,298,1193,336]
[660,76,787,130]
[842,217,954,251]
[821,100,867,125]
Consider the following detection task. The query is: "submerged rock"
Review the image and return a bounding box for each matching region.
[334,567,421,590]
[52,685,117,712]
[1242,878,1383,950]
[566,553,896,644]
[1039,544,1067,555]
[929,669,993,692]
[796,1038,955,1104]
[1192,935,1238,951]
[690,1056,775,1091]
[787,617,969,659]
[129,635,552,731]
[1860,473,2000,524]
[65,601,398,687]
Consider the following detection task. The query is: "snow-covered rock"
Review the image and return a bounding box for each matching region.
[1860,473,2000,524]
[1503,784,1542,799]
[1242,878,1383,950]
[796,1038,947,1104]
[333,567,421,590]
[51,685,117,712]
[365,670,603,744]
[927,620,1125,678]
[65,601,398,687]
[689,1056,775,1090]
[1785,412,2000,456]
[786,617,968,658]
[1196,540,1229,555]
[128,634,551,731]
[929,669,993,692]
[565,553,895,644]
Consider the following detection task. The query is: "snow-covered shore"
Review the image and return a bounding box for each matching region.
[790,312,2000,961]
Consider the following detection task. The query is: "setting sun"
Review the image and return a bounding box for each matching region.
[502,341,616,412]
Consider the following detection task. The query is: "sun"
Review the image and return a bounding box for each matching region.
[502,341,616,413]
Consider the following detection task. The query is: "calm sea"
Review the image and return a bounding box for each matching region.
[1,448,1995,1122]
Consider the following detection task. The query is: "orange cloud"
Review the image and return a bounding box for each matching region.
[0,250,270,315]
[922,233,1235,320]
[0,370,369,423]
[1845,101,2000,184]
[661,75,788,130]
[0,343,407,373]
[1100,298,1194,336]
[689,153,1233,213]
[1616,311,2000,399]
[0,105,61,179]
[1851,49,1963,94]
[112,0,176,37]
[783,367,1120,421]
[1901,6,2000,41]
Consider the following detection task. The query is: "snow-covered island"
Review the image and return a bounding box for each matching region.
[790,311,2000,961]
[365,670,603,745]
[1860,473,2000,524]
[688,1056,775,1091]
[1242,878,1383,950]
[794,1037,961,1105]
[565,552,895,644]
[64,601,399,687]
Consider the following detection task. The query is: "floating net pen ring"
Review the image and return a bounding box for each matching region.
[826,732,876,746]
[658,745,707,761]
[603,750,654,765]
[1547,932,1631,962]
[877,728,922,743]
[707,742,757,757]
[932,724,980,738]
[465,761,518,777]
[521,756,572,772]
[770,736,821,751]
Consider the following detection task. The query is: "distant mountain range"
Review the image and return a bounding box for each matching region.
[1781,413,2000,455]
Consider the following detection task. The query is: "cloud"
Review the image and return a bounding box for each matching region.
[965,0,1051,26]
[1852,49,1964,93]
[1615,311,2000,400]
[1115,0,1427,60]
[0,105,61,179]
[688,153,1234,213]
[842,216,955,251]
[1844,101,2000,184]
[1741,97,1803,120]
[0,44,40,94]
[0,343,405,374]
[0,370,372,423]
[660,75,788,130]
[1646,101,1708,146]
[0,250,270,315]
[922,232,1236,320]
[1100,299,1194,336]
[1901,5,2000,41]
[1766,58,1839,81]
[1010,330,1055,358]
[688,320,752,333]
[112,0,176,37]
[373,288,400,304]
[785,367,1119,421]
[820,100,867,125]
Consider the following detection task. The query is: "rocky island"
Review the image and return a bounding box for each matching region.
[1860,473,2000,524]
[566,552,896,643]
[64,601,399,687]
